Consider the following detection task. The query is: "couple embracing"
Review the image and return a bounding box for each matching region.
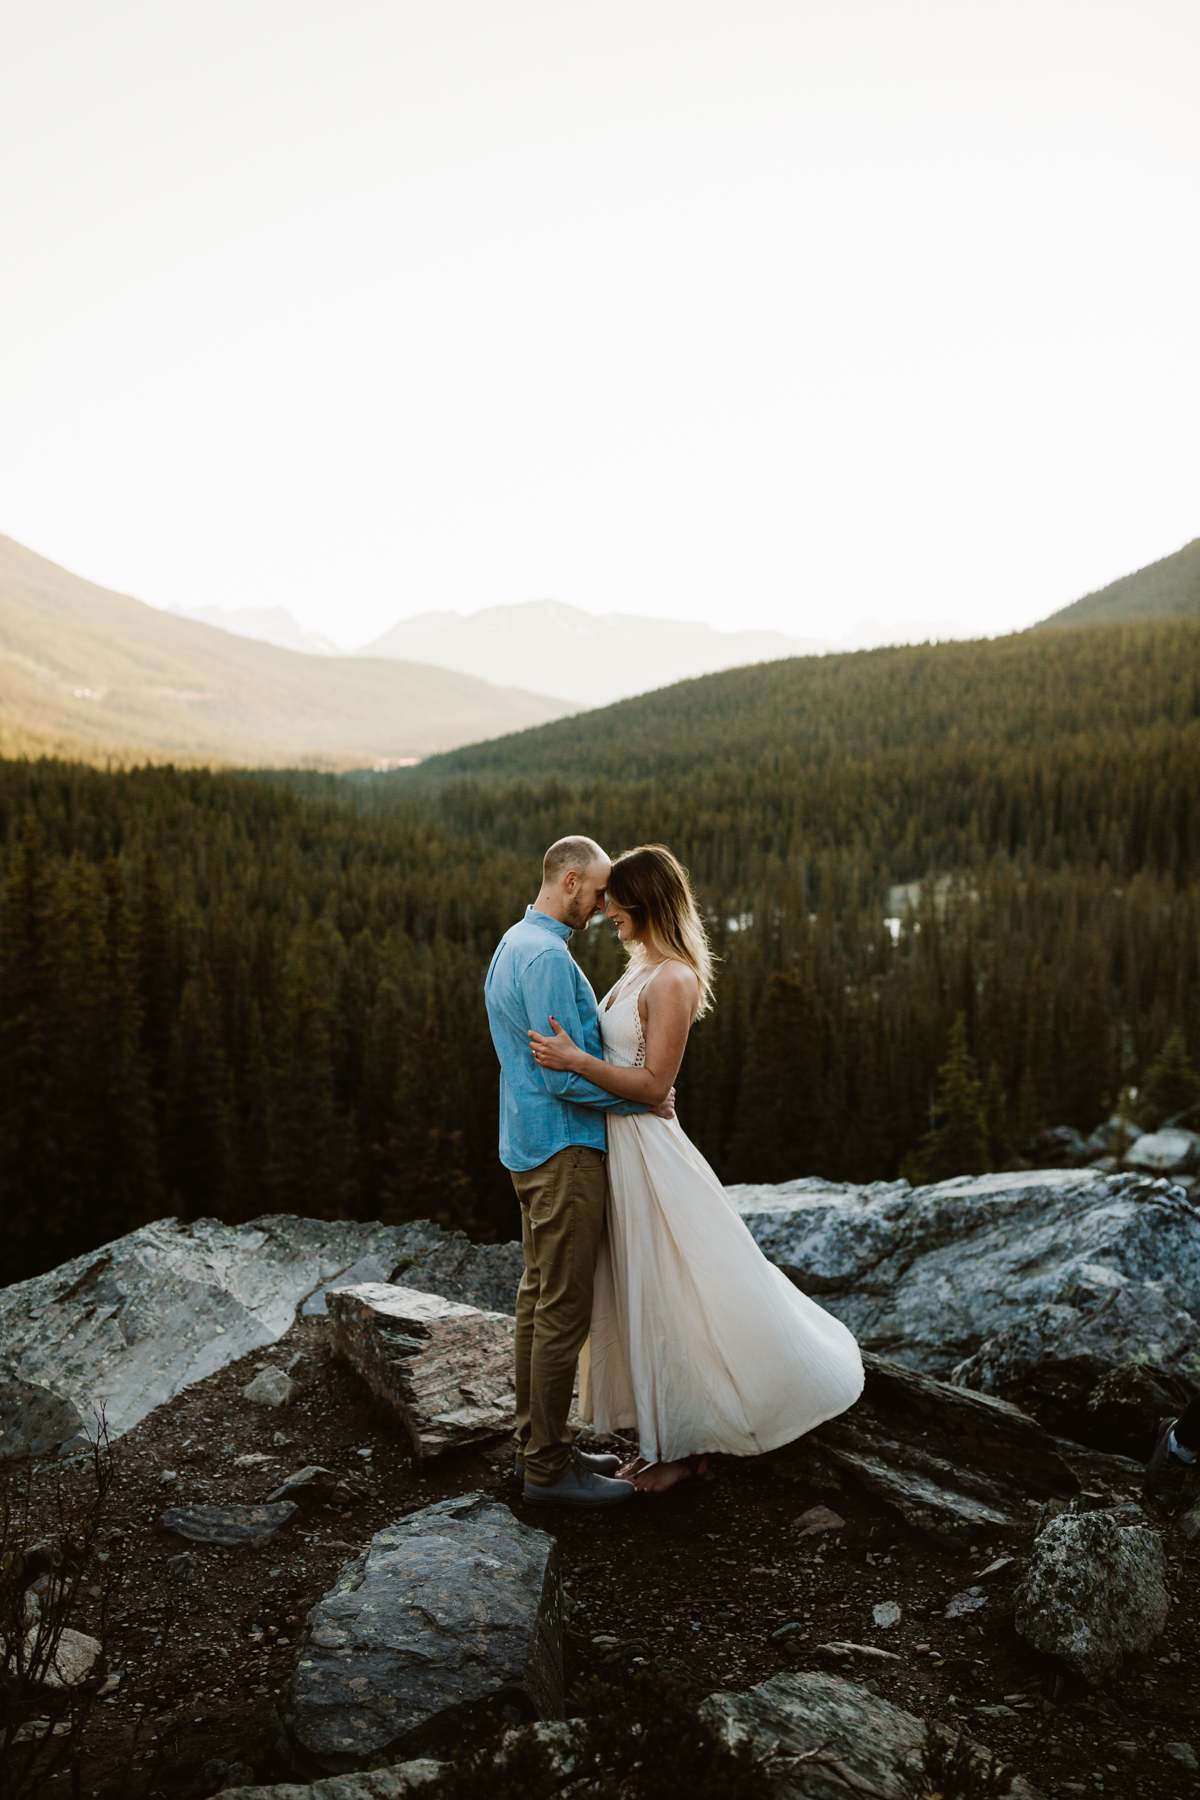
[484,836,864,1509]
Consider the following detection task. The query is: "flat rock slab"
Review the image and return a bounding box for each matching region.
[282,1492,562,1776]
[815,1640,902,1663]
[700,1670,1042,1799]
[786,1352,1077,1543]
[160,1502,299,1545]
[0,1214,521,1446]
[1015,1508,1169,1681]
[326,1284,516,1460]
[214,1766,443,1800]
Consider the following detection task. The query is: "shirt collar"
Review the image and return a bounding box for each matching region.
[525,903,572,941]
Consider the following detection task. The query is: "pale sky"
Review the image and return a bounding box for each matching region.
[3,0,1197,651]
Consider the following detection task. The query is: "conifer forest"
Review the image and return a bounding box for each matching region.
[2,617,1198,1283]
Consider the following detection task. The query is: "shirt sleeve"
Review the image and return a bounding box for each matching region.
[521,949,649,1115]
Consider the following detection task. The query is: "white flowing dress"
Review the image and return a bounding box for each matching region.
[579,954,865,1464]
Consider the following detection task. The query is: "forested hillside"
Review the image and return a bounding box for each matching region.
[1032,535,1200,630]
[2,616,1198,1282]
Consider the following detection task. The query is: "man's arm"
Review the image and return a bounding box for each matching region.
[522,950,649,1115]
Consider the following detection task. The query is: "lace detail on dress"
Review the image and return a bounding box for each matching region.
[599,952,656,1072]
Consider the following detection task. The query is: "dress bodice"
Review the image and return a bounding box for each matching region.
[598,955,662,1069]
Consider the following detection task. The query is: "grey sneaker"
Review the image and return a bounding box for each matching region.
[522,1448,636,1508]
[514,1447,623,1481]
[1144,1415,1198,1514]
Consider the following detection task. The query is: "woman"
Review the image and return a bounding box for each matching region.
[528,843,864,1493]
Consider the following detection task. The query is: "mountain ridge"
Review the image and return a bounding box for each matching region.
[359,598,833,705]
[0,533,572,769]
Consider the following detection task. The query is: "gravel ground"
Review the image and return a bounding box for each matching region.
[10,1316,1200,1800]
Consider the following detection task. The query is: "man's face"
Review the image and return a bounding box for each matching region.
[563,857,611,928]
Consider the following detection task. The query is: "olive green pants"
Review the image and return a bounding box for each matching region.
[510,1144,607,1484]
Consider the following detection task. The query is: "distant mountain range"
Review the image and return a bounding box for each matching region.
[1031,536,1200,630]
[0,536,571,770]
[151,531,1200,711]
[166,600,341,658]
[5,525,1197,772]
[358,601,833,706]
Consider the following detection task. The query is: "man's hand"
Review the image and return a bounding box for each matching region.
[653,1086,676,1121]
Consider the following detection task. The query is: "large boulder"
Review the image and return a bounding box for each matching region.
[0,1215,521,1445]
[282,1495,560,1775]
[1086,1114,1143,1156]
[700,1669,1041,1799]
[1014,1507,1169,1681]
[731,1170,1200,1441]
[1126,1129,1200,1177]
[325,1285,517,1459]
[0,1375,86,1460]
[1026,1126,1090,1168]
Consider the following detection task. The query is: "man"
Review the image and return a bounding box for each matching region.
[484,835,671,1508]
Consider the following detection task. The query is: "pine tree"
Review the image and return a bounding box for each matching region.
[163,967,236,1219]
[903,1011,990,1184]
[982,1059,1018,1170]
[1138,1028,1200,1132]
[727,960,829,1182]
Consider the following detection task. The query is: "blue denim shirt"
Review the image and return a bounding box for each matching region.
[484,905,646,1171]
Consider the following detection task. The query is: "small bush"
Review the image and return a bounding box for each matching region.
[0,1408,119,1800]
[420,1667,765,1799]
[904,1724,1017,1800]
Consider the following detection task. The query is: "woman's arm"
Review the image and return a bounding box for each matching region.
[529,963,699,1106]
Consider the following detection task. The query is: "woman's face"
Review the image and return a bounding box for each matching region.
[605,895,641,943]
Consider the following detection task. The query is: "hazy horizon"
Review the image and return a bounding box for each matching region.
[4,1,1197,653]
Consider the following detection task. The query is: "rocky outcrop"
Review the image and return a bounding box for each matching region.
[700,1669,1042,1799]
[8,1171,1194,1462]
[326,1285,517,1460]
[787,1351,1078,1543]
[281,1494,561,1775]
[951,1286,1200,1451]
[731,1169,1200,1445]
[0,1215,521,1445]
[1014,1507,1169,1681]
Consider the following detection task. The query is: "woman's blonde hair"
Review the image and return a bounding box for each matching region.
[607,843,716,1018]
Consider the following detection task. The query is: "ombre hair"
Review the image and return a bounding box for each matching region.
[607,844,716,1018]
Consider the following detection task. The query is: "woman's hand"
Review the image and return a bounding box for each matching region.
[528,1015,584,1073]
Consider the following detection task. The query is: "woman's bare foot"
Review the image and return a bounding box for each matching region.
[617,1456,652,1482]
[631,1453,709,1493]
